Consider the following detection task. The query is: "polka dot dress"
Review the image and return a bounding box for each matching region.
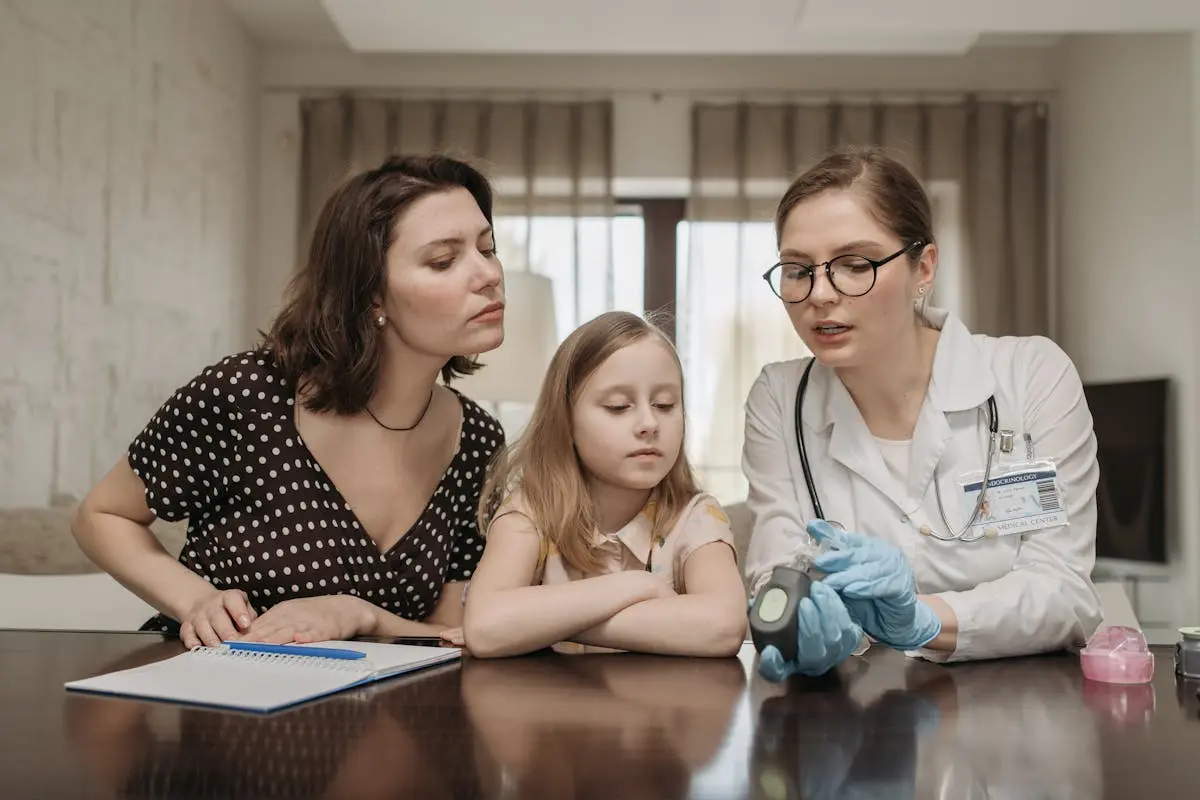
[127,350,503,633]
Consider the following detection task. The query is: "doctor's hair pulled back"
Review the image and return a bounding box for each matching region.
[775,145,935,255]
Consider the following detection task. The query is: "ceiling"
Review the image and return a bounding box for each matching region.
[223,0,1200,55]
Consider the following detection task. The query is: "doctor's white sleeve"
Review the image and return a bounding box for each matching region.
[921,338,1104,663]
[741,366,812,595]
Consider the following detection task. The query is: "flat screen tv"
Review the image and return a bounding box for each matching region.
[1081,378,1168,564]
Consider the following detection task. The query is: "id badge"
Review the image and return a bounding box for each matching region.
[959,460,1067,537]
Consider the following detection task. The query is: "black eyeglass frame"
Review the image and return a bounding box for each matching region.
[762,240,926,304]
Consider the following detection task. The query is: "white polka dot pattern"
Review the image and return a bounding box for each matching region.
[127,351,503,632]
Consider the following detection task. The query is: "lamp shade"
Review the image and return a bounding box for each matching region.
[451,270,558,404]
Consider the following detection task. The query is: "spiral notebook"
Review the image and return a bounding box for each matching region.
[64,640,461,713]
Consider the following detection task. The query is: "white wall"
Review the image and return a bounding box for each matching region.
[250,93,301,344]
[1055,33,1200,636]
[1190,34,1200,448]
[0,0,259,507]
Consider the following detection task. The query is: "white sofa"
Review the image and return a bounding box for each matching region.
[0,506,185,631]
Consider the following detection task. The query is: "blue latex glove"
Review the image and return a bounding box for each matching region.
[809,520,942,651]
[757,581,864,682]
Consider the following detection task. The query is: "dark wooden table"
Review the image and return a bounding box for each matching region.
[2,629,1198,799]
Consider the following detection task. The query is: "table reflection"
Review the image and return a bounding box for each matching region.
[1173,677,1200,720]
[63,639,482,799]
[750,653,1103,800]
[460,652,746,799]
[59,634,1133,800]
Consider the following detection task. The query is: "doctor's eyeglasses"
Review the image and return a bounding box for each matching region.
[762,240,925,304]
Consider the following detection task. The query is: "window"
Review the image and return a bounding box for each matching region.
[493,215,645,339]
[677,221,807,505]
[482,214,644,438]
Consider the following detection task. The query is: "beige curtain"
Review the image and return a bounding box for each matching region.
[297,96,615,333]
[682,97,1049,504]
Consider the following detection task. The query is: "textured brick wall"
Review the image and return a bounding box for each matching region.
[0,0,258,506]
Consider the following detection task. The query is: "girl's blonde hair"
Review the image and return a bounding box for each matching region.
[478,310,701,575]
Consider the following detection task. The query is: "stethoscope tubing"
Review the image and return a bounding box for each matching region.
[794,359,999,542]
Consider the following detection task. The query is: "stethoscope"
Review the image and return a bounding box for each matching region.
[795,359,1001,543]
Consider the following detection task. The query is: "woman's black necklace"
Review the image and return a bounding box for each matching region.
[365,389,434,432]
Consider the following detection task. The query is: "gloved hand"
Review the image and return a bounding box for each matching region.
[808,520,942,651]
[757,581,863,682]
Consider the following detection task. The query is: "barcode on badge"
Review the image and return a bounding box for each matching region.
[1036,479,1061,511]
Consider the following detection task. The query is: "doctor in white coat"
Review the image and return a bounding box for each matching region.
[744,146,1103,680]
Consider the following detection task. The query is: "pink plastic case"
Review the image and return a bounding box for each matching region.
[1079,625,1155,684]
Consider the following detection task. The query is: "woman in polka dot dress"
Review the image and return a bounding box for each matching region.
[72,155,506,649]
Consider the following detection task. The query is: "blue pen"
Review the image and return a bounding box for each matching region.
[224,641,367,660]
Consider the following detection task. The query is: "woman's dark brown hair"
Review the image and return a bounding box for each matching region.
[264,154,495,415]
[775,145,935,252]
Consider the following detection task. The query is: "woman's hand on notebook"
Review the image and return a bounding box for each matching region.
[440,627,465,647]
[179,589,258,649]
[238,595,376,645]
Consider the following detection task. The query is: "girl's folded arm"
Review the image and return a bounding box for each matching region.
[570,541,748,657]
[462,512,662,658]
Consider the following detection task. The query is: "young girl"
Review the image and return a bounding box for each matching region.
[462,311,747,658]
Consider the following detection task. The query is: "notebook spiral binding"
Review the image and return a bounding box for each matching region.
[190,646,366,673]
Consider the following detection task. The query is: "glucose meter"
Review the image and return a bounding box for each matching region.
[749,566,813,663]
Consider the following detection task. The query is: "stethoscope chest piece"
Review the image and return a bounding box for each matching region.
[749,566,813,664]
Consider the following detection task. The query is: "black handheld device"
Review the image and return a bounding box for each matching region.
[749,566,813,663]
[356,635,454,648]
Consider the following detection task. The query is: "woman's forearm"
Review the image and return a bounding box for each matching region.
[359,580,465,637]
[71,508,216,621]
[571,594,747,657]
[918,595,960,651]
[464,572,658,658]
[424,581,465,628]
[363,605,454,637]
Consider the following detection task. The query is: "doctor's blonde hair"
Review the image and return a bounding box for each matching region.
[477,310,701,575]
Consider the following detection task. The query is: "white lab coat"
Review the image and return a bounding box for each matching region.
[742,308,1103,662]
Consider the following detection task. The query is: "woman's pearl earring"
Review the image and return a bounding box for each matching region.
[917,286,927,296]
[375,314,386,328]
